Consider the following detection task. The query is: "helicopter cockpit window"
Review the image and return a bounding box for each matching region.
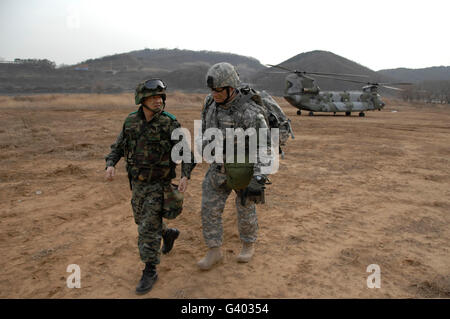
[285,80,293,90]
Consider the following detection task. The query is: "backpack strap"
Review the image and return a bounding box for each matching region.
[202,94,214,112]
[238,86,262,105]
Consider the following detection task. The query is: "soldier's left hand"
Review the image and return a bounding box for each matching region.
[178,177,188,193]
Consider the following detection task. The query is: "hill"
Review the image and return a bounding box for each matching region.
[378,66,450,83]
[1,49,447,98]
[76,48,264,79]
[0,49,265,94]
[69,48,265,91]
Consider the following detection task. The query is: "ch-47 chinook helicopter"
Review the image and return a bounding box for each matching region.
[267,64,411,117]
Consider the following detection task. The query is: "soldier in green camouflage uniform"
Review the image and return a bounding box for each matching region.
[105,79,195,294]
[197,62,271,270]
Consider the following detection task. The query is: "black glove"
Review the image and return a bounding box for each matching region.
[240,175,266,205]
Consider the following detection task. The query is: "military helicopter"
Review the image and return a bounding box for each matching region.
[268,64,411,117]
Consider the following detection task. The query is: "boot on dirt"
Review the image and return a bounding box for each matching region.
[135,262,158,295]
[162,228,180,254]
[236,242,254,263]
[197,247,223,270]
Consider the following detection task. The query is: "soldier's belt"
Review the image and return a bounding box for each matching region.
[135,167,171,183]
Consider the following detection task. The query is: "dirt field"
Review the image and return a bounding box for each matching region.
[0,93,449,298]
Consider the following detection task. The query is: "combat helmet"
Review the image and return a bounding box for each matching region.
[206,62,240,89]
[135,78,167,105]
[162,183,184,219]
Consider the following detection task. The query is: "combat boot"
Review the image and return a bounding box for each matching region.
[236,242,254,263]
[135,263,158,295]
[162,228,180,254]
[197,247,223,270]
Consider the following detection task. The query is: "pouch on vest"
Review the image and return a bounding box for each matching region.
[224,152,254,191]
[162,183,184,219]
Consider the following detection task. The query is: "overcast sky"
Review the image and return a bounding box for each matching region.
[0,0,449,71]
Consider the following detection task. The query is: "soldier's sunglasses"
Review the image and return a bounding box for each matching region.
[144,79,167,90]
[211,87,226,93]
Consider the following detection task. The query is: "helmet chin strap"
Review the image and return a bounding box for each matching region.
[216,88,236,106]
[142,101,165,114]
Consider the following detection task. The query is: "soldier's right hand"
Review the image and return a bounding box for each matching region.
[105,166,115,181]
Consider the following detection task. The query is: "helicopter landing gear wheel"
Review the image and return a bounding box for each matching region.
[297,110,301,116]
[359,112,365,117]
[345,112,351,116]
[308,111,314,116]
[333,112,336,116]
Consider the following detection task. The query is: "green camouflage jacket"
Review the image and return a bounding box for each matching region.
[105,107,195,182]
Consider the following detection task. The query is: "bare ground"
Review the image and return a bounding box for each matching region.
[0,94,449,298]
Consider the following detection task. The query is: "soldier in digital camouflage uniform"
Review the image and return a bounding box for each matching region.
[197,62,272,270]
[105,79,195,294]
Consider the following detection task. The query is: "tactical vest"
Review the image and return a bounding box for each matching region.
[203,93,257,190]
[123,110,176,183]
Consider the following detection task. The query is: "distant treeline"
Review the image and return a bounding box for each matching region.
[401,80,450,104]
[0,58,57,69]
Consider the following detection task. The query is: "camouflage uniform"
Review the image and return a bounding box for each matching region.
[105,107,195,265]
[200,90,270,248]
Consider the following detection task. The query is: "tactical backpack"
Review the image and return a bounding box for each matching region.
[238,85,294,153]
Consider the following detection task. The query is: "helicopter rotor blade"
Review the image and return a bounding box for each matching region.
[266,64,369,78]
[263,71,290,74]
[311,74,371,84]
[304,71,369,78]
[380,85,405,91]
[268,64,413,90]
[378,82,413,86]
[266,64,295,72]
[312,75,412,89]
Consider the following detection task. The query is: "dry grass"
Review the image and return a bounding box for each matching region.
[1,92,446,112]
[0,92,206,110]
[0,93,131,109]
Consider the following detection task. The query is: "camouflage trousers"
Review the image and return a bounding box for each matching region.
[201,163,258,248]
[131,179,169,265]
